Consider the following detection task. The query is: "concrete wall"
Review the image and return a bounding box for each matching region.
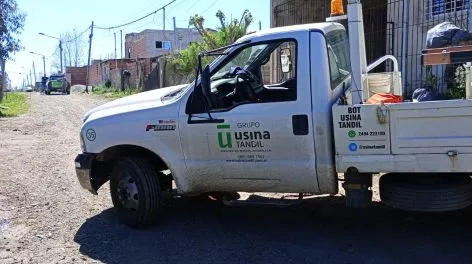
[125,28,202,59]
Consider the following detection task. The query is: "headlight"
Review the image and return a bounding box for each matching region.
[80,133,87,152]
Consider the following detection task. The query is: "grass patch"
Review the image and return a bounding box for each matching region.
[0,92,30,117]
[91,85,140,99]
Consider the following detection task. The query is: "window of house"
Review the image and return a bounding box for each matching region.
[156,41,172,49]
[428,0,469,16]
[326,30,351,89]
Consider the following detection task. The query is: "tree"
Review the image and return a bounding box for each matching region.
[51,27,86,70]
[0,0,25,101]
[172,10,253,75]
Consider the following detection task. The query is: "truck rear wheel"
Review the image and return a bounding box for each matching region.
[380,173,472,212]
[110,158,162,228]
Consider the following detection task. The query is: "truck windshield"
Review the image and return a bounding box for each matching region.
[211,43,268,80]
[49,76,62,81]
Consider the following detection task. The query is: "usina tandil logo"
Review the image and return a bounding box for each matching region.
[217,123,271,150]
[348,130,356,138]
[217,124,232,148]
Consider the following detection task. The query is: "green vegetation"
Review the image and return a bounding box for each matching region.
[171,10,254,75]
[448,65,466,99]
[0,92,30,117]
[91,85,140,99]
[0,0,26,102]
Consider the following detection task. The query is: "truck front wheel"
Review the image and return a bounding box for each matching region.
[110,158,162,228]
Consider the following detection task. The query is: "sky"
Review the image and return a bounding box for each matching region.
[8,0,270,88]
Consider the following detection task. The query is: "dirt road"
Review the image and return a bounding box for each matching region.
[1,92,472,264]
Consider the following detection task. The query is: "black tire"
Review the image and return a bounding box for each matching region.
[380,173,472,212]
[110,158,162,228]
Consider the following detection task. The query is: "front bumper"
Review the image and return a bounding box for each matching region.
[75,153,98,195]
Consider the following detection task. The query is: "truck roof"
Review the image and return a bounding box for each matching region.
[237,22,345,43]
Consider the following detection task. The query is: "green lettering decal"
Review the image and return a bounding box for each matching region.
[217,124,232,148]
[218,132,232,148]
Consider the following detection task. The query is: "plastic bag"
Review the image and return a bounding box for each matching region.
[367,93,403,104]
[412,87,438,102]
[426,22,472,48]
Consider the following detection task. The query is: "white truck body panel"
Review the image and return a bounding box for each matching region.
[389,100,472,155]
[334,100,472,173]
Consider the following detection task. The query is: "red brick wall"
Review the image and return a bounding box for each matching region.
[86,58,152,88]
[125,33,146,59]
[65,66,87,86]
[88,62,102,86]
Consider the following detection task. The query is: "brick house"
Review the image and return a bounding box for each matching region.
[125,28,202,59]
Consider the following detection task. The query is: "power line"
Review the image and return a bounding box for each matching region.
[201,0,220,15]
[95,0,176,30]
[186,0,200,13]
[166,0,186,13]
[62,25,91,43]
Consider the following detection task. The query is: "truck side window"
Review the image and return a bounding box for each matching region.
[326,30,351,89]
[207,40,297,111]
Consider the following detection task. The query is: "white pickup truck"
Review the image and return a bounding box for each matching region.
[75,1,472,227]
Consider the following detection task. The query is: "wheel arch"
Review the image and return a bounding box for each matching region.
[91,144,172,193]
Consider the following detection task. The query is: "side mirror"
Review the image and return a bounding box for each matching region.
[280,48,292,73]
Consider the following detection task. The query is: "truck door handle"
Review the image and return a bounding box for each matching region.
[292,115,309,135]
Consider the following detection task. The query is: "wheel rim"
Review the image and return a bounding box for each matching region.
[116,173,139,212]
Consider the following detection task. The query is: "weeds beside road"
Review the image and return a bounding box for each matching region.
[1,92,472,263]
[91,85,139,99]
[0,92,30,117]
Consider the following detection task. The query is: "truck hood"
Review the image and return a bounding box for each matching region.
[83,84,189,122]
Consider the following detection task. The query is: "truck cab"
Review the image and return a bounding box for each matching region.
[76,23,350,227]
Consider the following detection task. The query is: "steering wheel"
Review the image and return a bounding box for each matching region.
[235,75,258,102]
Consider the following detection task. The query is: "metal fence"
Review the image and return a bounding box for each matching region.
[273,0,472,98]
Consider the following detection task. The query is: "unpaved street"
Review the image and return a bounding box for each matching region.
[1,92,472,264]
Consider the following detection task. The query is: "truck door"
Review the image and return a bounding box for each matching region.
[179,37,320,193]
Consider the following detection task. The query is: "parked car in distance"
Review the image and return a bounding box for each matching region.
[46,74,70,95]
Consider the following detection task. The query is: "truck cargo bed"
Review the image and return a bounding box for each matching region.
[333,99,472,173]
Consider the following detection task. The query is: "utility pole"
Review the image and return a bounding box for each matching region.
[114,32,117,59]
[29,70,33,86]
[42,56,46,77]
[173,16,176,52]
[259,21,262,30]
[32,61,36,83]
[163,7,166,46]
[120,30,123,59]
[85,21,94,94]
[59,40,63,73]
